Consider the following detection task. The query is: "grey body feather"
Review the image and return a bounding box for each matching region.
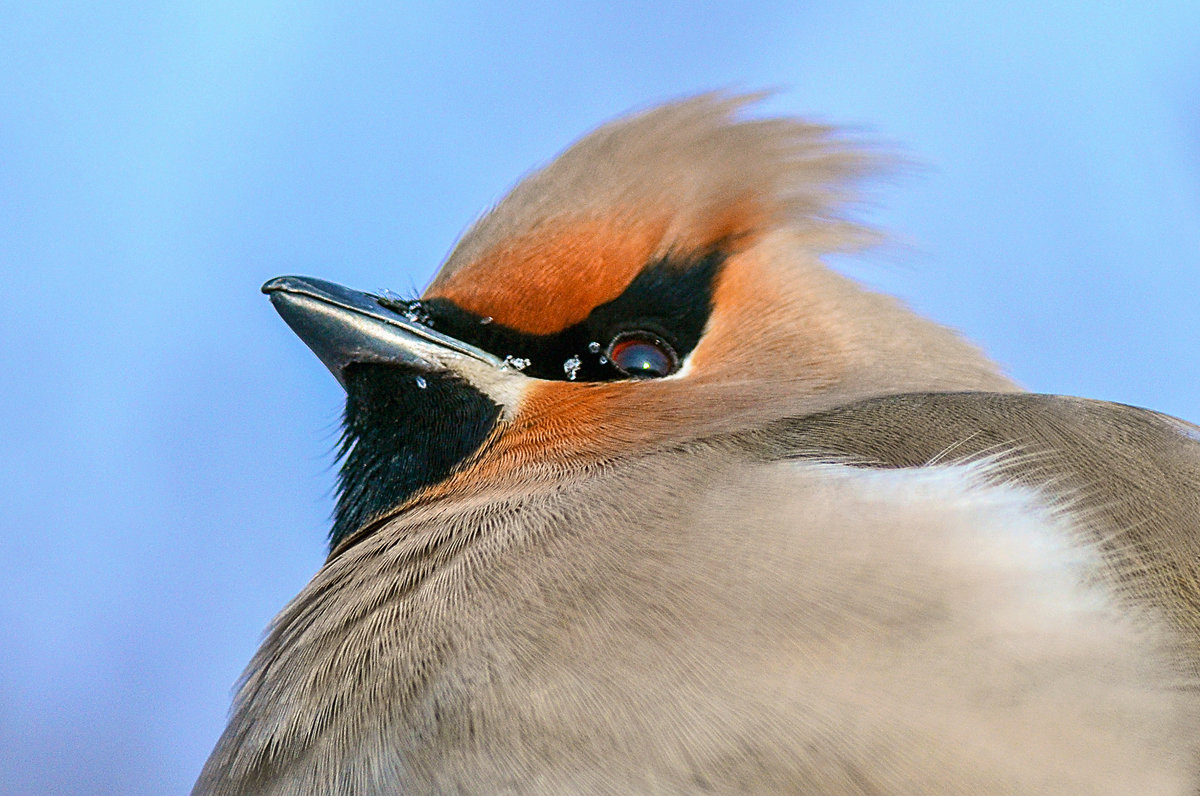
[197,393,1200,794]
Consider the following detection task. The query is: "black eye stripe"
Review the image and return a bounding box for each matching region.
[417,248,724,382]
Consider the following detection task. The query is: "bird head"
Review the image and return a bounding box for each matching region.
[264,94,1015,552]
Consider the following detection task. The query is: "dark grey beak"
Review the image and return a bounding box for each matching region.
[262,276,505,389]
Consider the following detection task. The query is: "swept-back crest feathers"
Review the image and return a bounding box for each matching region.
[428,93,877,334]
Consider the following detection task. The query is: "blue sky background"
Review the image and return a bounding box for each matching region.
[2,3,1198,793]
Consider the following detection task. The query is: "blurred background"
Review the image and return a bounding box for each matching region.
[2,2,1198,793]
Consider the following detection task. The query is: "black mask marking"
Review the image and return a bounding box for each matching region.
[405,248,725,381]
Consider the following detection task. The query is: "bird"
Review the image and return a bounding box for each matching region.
[196,94,1200,794]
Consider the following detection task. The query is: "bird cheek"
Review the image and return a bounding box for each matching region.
[487,379,664,463]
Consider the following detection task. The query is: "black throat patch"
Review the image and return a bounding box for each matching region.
[332,363,501,550]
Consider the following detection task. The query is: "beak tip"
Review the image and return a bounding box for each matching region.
[258,274,509,388]
[262,275,302,296]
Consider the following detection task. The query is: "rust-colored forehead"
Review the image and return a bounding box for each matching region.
[424,214,670,335]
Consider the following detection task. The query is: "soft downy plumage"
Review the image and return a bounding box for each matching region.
[196,95,1200,794]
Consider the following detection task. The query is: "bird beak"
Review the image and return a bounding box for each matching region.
[262,275,510,392]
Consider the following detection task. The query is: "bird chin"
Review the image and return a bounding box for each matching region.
[332,361,506,550]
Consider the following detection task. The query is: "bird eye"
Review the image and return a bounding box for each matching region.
[607,332,679,378]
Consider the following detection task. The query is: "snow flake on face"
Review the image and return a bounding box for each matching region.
[563,355,582,381]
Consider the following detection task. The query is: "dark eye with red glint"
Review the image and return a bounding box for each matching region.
[607,332,679,378]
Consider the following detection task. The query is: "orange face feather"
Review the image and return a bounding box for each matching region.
[425,213,672,335]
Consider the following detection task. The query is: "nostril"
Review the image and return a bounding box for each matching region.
[376,294,433,328]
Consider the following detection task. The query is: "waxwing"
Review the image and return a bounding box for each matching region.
[196,95,1200,794]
